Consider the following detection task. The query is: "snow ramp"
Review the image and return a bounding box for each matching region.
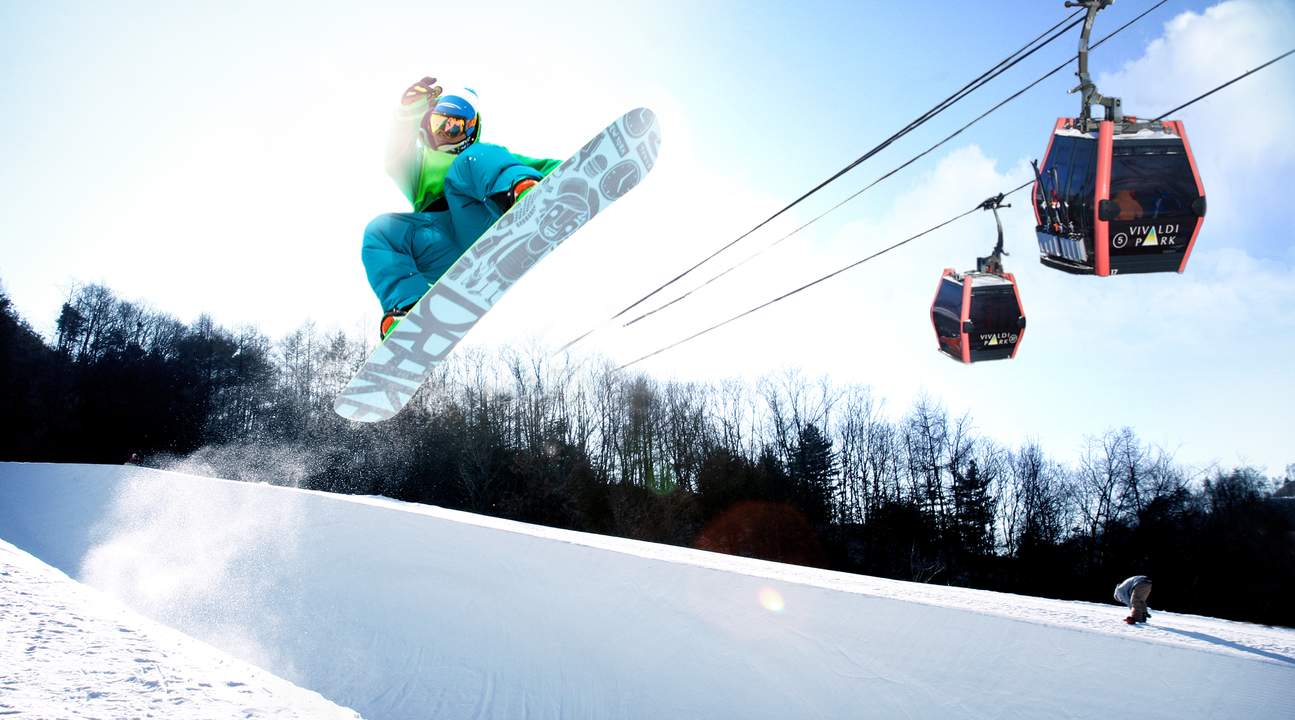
[2,462,1292,720]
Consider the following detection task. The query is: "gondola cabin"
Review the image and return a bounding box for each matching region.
[930,269,1026,364]
[1034,117,1206,276]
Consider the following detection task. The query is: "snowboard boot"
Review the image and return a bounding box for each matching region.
[512,177,539,202]
[1124,615,1137,625]
[380,302,417,340]
[491,177,540,213]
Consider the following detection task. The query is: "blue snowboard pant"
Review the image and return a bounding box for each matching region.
[362,143,544,312]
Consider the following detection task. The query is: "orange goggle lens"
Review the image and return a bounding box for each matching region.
[423,112,477,147]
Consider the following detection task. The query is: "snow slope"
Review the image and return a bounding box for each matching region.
[0,538,361,719]
[2,462,1293,719]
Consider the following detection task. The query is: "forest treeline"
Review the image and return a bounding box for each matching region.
[3,281,1294,626]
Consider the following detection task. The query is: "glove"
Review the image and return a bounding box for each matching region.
[401,77,442,107]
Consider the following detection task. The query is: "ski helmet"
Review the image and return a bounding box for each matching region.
[392,76,482,154]
[420,87,480,154]
[385,77,482,205]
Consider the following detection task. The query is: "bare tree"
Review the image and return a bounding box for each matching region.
[620,375,663,489]
[454,348,510,512]
[661,380,710,492]
[1072,429,1127,549]
[710,378,759,460]
[903,395,949,527]
[1002,441,1066,558]
[835,385,880,524]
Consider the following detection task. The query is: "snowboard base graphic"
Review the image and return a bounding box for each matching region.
[334,108,660,422]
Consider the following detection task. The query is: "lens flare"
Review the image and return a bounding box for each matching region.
[758,587,785,613]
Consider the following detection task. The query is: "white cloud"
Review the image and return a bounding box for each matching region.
[1097,0,1295,248]
[570,0,1295,472]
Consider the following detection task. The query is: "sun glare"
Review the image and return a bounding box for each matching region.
[758,587,785,613]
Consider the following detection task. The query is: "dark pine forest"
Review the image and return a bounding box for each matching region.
[3,281,1293,626]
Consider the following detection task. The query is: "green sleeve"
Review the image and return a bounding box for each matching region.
[513,153,563,177]
[411,147,560,212]
[411,148,457,212]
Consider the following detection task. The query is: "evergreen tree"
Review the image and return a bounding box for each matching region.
[951,458,994,557]
[788,423,836,526]
[0,286,61,460]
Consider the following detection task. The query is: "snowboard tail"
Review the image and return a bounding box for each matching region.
[335,108,661,422]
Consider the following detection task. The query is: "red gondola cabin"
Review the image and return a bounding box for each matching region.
[930,269,1026,364]
[1033,0,1206,276]
[1033,117,1206,275]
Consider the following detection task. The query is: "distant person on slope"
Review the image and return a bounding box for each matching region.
[1114,575,1153,625]
[362,77,561,339]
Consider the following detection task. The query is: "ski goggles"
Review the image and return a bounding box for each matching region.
[421,110,478,153]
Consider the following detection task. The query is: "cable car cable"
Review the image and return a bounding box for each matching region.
[618,0,1168,330]
[612,10,1082,319]
[1152,47,1294,121]
[557,8,1088,353]
[614,179,1034,371]
[614,51,1295,371]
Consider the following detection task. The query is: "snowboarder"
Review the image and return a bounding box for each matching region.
[362,77,561,339]
[1114,575,1153,625]
[335,107,661,422]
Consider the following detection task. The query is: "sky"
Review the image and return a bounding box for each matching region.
[4,462,1294,718]
[2,0,1293,473]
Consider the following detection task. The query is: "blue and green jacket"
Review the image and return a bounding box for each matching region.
[398,144,560,212]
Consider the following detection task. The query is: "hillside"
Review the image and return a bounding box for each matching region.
[2,462,1292,719]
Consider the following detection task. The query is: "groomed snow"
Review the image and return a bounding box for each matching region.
[2,462,1293,719]
[0,538,360,719]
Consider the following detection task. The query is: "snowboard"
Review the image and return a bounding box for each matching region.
[334,107,661,422]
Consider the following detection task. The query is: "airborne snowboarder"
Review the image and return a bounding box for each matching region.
[335,105,661,423]
[362,76,561,339]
